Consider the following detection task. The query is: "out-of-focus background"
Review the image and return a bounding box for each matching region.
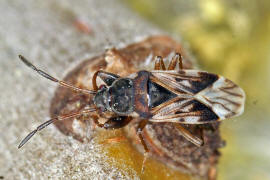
[0,0,269,180]
[123,1,270,180]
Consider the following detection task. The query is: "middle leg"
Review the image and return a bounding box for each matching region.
[136,119,149,173]
[92,70,120,91]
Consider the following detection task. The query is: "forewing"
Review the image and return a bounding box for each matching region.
[150,70,219,95]
[150,70,245,124]
[150,97,219,124]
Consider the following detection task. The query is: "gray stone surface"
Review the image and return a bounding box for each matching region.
[0,0,164,179]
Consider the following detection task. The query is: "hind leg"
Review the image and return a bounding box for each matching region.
[154,56,166,70]
[167,53,183,70]
[175,124,204,147]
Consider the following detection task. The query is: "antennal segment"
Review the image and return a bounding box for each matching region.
[18,108,96,148]
[18,55,96,95]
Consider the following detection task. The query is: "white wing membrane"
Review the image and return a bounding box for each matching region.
[194,76,245,119]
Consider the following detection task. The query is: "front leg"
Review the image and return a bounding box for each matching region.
[93,116,132,129]
[92,70,120,91]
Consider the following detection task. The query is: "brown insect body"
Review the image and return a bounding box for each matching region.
[93,69,244,127]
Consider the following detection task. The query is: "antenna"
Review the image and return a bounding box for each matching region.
[18,55,96,95]
[18,108,96,148]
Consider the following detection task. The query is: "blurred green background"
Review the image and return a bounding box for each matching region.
[123,0,270,180]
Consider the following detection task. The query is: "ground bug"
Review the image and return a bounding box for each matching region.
[18,51,245,150]
[16,36,244,177]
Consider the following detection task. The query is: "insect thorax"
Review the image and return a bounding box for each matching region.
[94,78,134,115]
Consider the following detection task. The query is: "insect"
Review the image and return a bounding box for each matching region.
[18,51,245,153]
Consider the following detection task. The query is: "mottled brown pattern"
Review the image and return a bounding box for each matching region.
[49,35,223,179]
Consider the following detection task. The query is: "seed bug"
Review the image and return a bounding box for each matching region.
[18,51,245,149]
[16,37,245,177]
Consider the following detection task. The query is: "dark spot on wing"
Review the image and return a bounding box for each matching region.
[175,72,218,94]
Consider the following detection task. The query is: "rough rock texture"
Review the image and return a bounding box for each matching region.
[0,0,163,179]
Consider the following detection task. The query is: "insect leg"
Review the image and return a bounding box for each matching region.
[175,124,204,147]
[137,119,149,151]
[93,116,132,129]
[167,53,183,70]
[154,56,166,70]
[136,119,149,174]
[199,127,205,145]
[92,70,120,91]
[18,108,96,148]
[18,55,96,95]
